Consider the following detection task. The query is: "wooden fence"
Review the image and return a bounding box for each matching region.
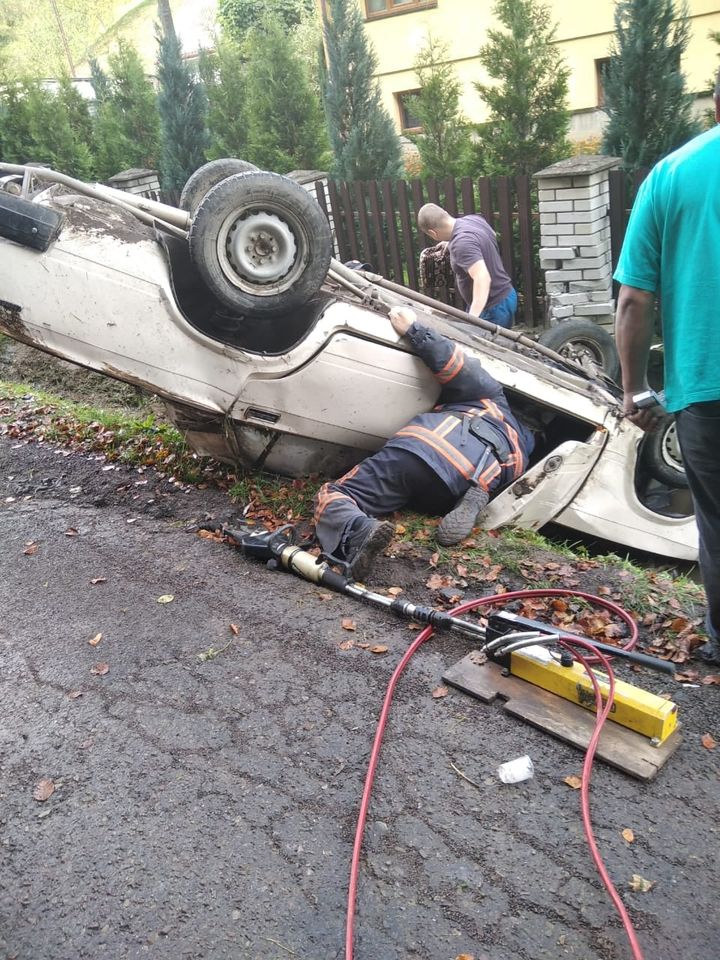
[314,174,541,328]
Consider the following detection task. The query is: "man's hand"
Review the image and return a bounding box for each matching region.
[389,306,416,337]
[622,391,664,432]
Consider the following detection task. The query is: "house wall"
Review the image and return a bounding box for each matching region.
[342,0,720,139]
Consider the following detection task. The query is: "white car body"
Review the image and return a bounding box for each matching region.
[0,187,698,561]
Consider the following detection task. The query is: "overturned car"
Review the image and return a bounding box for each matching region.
[0,161,696,561]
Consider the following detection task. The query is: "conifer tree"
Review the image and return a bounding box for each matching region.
[244,16,328,172]
[322,0,401,181]
[602,0,701,170]
[199,37,250,161]
[475,0,570,175]
[0,77,94,177]
[219,0,315,39]
[411,35,472,179]
[92,41,160,180]
[156,27,209,189]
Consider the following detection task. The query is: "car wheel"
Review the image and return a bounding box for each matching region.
[180,158,259,215]
[188,171,332,317]
[639,415,688,488]
[537,319,620,381]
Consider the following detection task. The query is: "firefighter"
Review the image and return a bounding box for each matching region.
[313,306,534,580]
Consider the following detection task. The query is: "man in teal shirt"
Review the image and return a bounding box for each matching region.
[614,70,720,664]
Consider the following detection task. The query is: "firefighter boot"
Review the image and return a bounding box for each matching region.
[436,486,490,546]
[345,519,395,582]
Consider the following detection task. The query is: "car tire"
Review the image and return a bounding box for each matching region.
[188,171,332,317]
[180,158,259,215]
[537,319,620,381]
[639,415,688,488]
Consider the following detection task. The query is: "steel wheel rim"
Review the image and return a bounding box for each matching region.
[661,420,683,474]
[560,337,604,368]
[217,205,305,296]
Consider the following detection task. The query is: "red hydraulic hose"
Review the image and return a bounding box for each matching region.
[345,588,645,960]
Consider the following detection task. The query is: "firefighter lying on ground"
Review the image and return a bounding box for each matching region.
[313,306,535,580]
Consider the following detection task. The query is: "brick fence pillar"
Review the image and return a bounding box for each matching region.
[534,155,621,327]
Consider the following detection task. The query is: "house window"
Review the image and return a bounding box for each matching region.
[396,90,422,132]
[366,0,437,20]
[596,58,611,107]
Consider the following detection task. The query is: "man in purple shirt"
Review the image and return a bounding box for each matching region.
[417,203,517,329]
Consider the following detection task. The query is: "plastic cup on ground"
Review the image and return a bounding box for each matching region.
[497,755,534,784]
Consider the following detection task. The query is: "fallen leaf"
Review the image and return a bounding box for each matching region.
[88,632,102,647]
[67,690,83,700]
[317,592,334,601]
[429,552,439,568]
[701,733,717,751]
[356,642,370,649]
[701,674,720,686]
[394,523,406,535]
[33,778,55,802]
[64,527,78,537]
[89,577,107,585]
[341,618,356,632]
[628,874,655,893]
[23,542,39,556]
[432,685,449,699]
[157,594,174,604]
[370,645,388,655]
[388,586,403,597]
[90,662,109,676]
[563,775,583,790]
[338,640,354,651]
[622,828,635,844]
[456,955,475,960]
[229,623,239,636]
[456,564,467,577]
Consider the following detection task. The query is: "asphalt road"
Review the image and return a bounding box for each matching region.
[1,438,719,960]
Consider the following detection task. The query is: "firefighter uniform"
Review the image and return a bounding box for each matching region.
[314,322,534,559]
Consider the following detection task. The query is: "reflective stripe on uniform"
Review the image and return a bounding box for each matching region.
[393,424,476,480]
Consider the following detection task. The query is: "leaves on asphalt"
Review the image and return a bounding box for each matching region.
[338,640,354,651]
[67,690,83,700]
[88,632,102,647]
[387,586,403,596]
[64,527,78,537]
[432,685,448,699]
[701,733,717,751]
[23,542,38,555]
[32,779,55,802]
[89,577,107,585]
[90,662,109,676]
[341,617,356,631]
[622,828,635,844]
[157,594,174,604]
[563,775,582,790]
[628,874,655,893]
[370,645,388,655]
[229,623,239,635]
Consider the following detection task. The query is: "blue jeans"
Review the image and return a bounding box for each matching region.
[481,287,517,329]
[675,400,720,642]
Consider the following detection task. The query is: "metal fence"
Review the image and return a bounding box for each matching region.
[314,174,541,328]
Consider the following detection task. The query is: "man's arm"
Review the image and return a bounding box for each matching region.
[467,259,492,317]
[615,285,663,431]
[388,307,503,403]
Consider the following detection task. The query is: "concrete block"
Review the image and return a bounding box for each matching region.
[539,247,576,260]
[575,303,614,316]
[561,254,610,271]
[570,280,603,292]
[557,208,608,225]
[575,220,610,236]
[574,193,610,212]
[579,244,608,258]
[554,184,605,201]
[540,200,574,213]
[550,305,575,319]
[556,292,591,306]
[540,212,558,224]
[534,176,573,189]
[591,290,614,302]
[545,269,583,282]
[580,267,613,281]
[545,282,567,295]
[538,188,556,202]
